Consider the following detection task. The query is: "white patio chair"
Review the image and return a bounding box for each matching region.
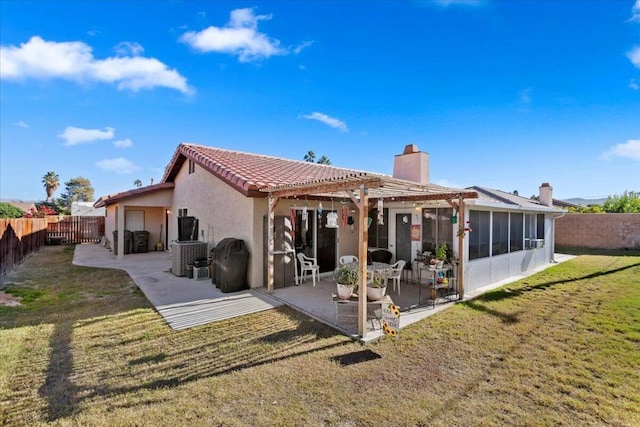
[297,253,320,287]
[339,255,358,266]
[387,260,406,295]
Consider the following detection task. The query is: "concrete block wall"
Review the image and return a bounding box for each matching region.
[556,213,640,250]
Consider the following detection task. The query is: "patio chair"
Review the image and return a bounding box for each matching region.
[387,260,406,295]
[339,255,358,266]
[297,253,320,287]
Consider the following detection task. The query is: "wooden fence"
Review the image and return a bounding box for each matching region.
[47,216,105,244]
[0,218,48,276]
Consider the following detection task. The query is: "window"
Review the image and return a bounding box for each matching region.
[524,213,535,248]
[469,210,490,260]
[367,208,388,248]
[188,159,195,174]
[537,214,545,239]
[492,212,509,255]
[421,208,453,253]
[510,213,524,252]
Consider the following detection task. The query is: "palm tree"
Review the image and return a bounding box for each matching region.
[317,156,331,165]
[134,179,142,188]
[303,150,316,162]
[42,171,60,202]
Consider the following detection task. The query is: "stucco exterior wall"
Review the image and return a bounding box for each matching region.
[103,189,172,252]
[171,162,264,286]
[556,213,640,250]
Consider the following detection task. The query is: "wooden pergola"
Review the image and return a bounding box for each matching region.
[261,172,477,338]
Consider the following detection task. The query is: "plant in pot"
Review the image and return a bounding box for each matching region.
[336,263,359,300]
[435,243,448,269]
[367,271,387,301]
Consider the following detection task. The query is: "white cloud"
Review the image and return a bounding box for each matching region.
[96,157,139,174]
[13,120,29,128]
[627,45,640,68]
[114,41,144,56]
[302,112,348,132]
[58,126,115,146]
[518,87,532,105]
[629,0,640,22]
[113,138,133,148]
[630,78,639,90]
[180,8,288,62]
[0,36,192,94]
[293,40,314,55]
[603,139,640,161]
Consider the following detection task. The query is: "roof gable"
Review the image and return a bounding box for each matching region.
[162,143,384,197]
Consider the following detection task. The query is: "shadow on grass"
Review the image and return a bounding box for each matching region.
[461,261,640,324]
[330,349,382,366]
[70,307,351,407]
[38,322,77,422]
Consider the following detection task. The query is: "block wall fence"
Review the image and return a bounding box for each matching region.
[555,213,640,250]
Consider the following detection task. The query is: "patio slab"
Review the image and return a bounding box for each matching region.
[72,243,575,341]
[72,243,282,330]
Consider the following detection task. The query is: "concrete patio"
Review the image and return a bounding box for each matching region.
[73,243,574,342]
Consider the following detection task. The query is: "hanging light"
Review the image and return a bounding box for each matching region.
[326,196,338,228]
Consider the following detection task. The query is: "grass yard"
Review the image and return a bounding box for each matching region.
[1,245,639,426]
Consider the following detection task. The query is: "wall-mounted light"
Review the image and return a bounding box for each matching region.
[166,209,172,215]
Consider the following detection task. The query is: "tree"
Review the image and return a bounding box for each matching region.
[42,171,60,202]
[512,190,519,196]
[303,150,316,163]
[59,177,95,207]
[0,202,25,218]
[303,150,331,164]
[602,191,640,213]
[134,179,142,188]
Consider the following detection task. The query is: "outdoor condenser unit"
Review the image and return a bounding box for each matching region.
[171,241,208,276]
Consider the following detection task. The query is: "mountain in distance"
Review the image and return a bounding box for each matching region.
[564,197,607,207]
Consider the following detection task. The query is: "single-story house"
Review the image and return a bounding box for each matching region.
[95,142,564,295]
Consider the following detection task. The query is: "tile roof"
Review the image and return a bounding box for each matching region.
[162,143,384,197]
[93,182,175,207]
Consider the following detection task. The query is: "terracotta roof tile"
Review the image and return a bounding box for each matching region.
[162,143,381,197]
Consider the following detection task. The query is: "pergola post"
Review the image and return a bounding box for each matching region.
[357,185,369,337]
[267,196,279,292]
[457,196,465,299]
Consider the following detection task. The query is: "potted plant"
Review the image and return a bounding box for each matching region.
[367,271,387,301]
[336,263,359,300]
[435,243,448,269]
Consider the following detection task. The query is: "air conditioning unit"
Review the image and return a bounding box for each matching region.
[171,241,208,276]
[529,239,544,249]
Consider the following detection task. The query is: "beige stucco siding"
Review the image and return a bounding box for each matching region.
[172,162,262,286]
[103,189,173,251]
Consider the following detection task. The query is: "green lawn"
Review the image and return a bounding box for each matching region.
[1,246,639,426]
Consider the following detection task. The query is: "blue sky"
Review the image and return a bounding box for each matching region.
[1,0,639,202]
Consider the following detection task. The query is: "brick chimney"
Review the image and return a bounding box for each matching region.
[393,144,429,184]
[539,182,553,207]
